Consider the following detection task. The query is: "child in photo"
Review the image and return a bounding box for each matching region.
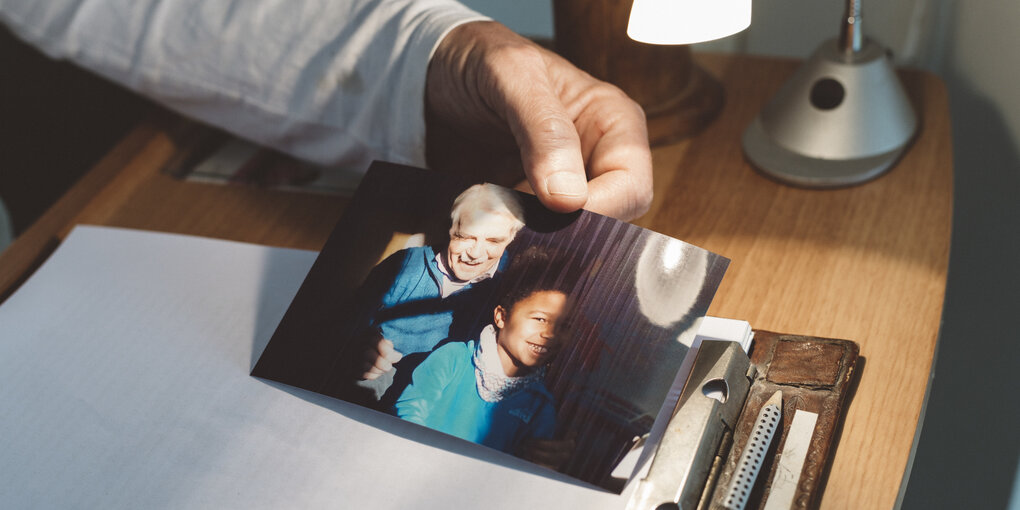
[393,248,571,455]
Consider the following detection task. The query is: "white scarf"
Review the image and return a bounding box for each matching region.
[472,324,546,402]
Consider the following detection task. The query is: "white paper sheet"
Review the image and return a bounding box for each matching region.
[763,410,819,510]
[0,226,638,509]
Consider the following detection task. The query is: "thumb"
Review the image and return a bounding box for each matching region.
[499,56,588,213]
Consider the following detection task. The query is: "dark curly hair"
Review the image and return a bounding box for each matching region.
[497,245,575,315]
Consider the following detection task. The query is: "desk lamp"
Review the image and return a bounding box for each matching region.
[553,0,751,145]
[741,0,917,187]
[626,0,752,46]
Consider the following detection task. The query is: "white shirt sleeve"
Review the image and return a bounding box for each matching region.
[0,0,488,172]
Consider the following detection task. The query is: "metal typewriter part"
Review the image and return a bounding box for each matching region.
[627,340,753,510]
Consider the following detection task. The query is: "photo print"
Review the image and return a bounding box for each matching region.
[253,162,729,491]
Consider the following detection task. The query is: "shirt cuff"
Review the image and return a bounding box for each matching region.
[382,1,491,168]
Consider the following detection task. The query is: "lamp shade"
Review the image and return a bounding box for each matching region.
[627,0,752,45]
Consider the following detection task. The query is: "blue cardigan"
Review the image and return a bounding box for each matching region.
[394,340,556,453]
[363,245,504,355]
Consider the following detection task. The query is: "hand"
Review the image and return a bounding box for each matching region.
[360,337,403,380]
[516,432,577,470]
[426,21,653,221]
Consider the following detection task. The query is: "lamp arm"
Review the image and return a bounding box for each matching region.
[839,0,864,54]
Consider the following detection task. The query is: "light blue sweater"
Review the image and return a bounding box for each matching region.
[394,340,556,453]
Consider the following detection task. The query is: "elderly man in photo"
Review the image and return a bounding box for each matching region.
[350,183,526,407]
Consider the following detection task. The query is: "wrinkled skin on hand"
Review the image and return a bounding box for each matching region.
[426,21,653,221]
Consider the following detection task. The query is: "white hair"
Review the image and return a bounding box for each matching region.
[450,183,525,236]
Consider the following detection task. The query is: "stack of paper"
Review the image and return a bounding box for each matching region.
[0,226,753,508]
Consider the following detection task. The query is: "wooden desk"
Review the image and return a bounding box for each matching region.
[0,53,952,509]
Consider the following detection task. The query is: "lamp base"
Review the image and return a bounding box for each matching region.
[553,0,724,146]
[643,62,724,146]
[742,117,906,188]
[742,38,916,188]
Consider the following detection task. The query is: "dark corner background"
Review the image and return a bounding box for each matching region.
[899,48,1020,510]
[1,26,153,237]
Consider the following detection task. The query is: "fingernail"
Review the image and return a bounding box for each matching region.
[546,172,587,197]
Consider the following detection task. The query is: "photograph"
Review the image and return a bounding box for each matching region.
[253,161,729,491]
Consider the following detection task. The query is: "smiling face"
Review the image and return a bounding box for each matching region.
[445,210,517,282]
[493,290,567,377]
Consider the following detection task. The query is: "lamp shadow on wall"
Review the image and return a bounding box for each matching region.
[900,74,1020,510]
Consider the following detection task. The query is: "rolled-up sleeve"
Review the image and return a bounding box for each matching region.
[0,0,488,172]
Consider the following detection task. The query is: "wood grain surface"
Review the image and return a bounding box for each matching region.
[0,53,952,509]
